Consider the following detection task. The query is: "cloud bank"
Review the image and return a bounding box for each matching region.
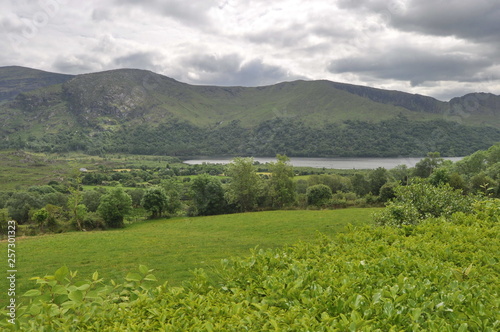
[1,0,499,100]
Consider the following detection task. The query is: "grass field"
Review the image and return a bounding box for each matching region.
[0,208,378,305]
[0,150,184,190]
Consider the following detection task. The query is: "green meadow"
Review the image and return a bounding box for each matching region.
[1,208,377,306]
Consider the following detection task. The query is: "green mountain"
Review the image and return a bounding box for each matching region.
[0,66,73,102]
[0,66,499,157]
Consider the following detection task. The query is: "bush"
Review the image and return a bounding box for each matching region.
[375,180,475,226]
[82,212,106,230]
[97,187,132,228]
[306,184,332,207]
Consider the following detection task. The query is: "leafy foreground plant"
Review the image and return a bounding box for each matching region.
[3,215,499,331]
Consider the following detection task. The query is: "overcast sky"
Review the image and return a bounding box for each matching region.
[1,0,499,100]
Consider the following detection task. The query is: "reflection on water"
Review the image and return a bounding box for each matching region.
[183,156,463,169]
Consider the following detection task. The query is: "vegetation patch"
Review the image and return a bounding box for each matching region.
[3,204,498,330]
[0,208,376,307]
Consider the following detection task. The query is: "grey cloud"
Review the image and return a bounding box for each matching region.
[390,1,500,42]
[114,0,219,27]
[337,0,500,43]
[246,23,310,47]
[52,54,103,74]
[179,53,303,86]
[113,51,161,71]
[91,8,112,22]
[328,47,493,86]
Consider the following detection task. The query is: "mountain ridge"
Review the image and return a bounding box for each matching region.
[0,66,499,157]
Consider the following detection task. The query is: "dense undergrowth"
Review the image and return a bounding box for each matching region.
[3,200,498,331]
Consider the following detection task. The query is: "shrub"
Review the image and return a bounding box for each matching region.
[306,184,332,207]
[375,180,475,226]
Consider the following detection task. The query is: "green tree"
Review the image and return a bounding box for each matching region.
[127,188,145,208]
[32,207,49,231]
[368,167,389,196]
[0,208,11,239]
[378,182,397,203]
[268,155,296,208]
[389,165,410,185]
[6,191,43,224]
[190,174,227,216]
[306,184,332,207]
[141,186,168,218]
[351,173,370,197]
[67,170,84,230]
[428,168,450,186]
[448,172,467,191]
[161,178,183,215]
[413,152,444,178]
[97,187,132,228]
[225,157,262,212]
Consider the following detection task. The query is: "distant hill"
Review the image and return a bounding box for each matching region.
[0,66,73,102]
[0,66,499,157]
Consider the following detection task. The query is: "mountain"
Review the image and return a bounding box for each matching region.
[0,66,74,102]
[0,66,499,157]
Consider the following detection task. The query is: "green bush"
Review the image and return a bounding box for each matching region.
[306,184,333,207]
[375,180,475,226]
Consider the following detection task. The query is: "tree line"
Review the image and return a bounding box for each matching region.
[1,143,499,236]
[3,116,500,158]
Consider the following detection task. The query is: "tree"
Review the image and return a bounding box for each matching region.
[97,187,132,228]
[32,208,49,231]
[448,172,467,191]
[306,184,332,207]
[225,157,262,212]
[268,155,296,208]
[127,188,145,208]
[82,189,104,212]
[190,174,227,216]
[141,186,168,218]
[351,173,370,197]
[378,182,397,203]
[429,168,450,187]
[67,170,84,230]
[413,152,444,178]
[6,191,43,224]
[0,208,10,239]
[161,178,182,215]
[368,167,389,196]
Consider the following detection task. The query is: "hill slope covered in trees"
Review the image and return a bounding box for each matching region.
[1,66,499,157]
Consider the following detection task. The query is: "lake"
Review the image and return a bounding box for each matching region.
[183,156,463,169]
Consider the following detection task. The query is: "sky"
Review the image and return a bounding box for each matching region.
[1,0,499,101]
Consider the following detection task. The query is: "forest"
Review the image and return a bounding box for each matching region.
[3,116,500,158]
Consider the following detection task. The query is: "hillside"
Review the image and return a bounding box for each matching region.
[0,66,499,157]
[0,66,73,102]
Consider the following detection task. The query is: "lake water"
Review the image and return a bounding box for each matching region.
[183,156,463,169]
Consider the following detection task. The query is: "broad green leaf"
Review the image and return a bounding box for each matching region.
[52,285,68,295]
[23,289,41,297]
[144,274,157,281]
[68,290,84,303]
[125,272,142,282]
[139,265,149,275]
[77,284,91,291]
[54,266,69,283]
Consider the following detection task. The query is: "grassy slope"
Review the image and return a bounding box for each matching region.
[0,208,378,305]
[0,151,182,190]
[0,66,73,101]
[1,69,445,133]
